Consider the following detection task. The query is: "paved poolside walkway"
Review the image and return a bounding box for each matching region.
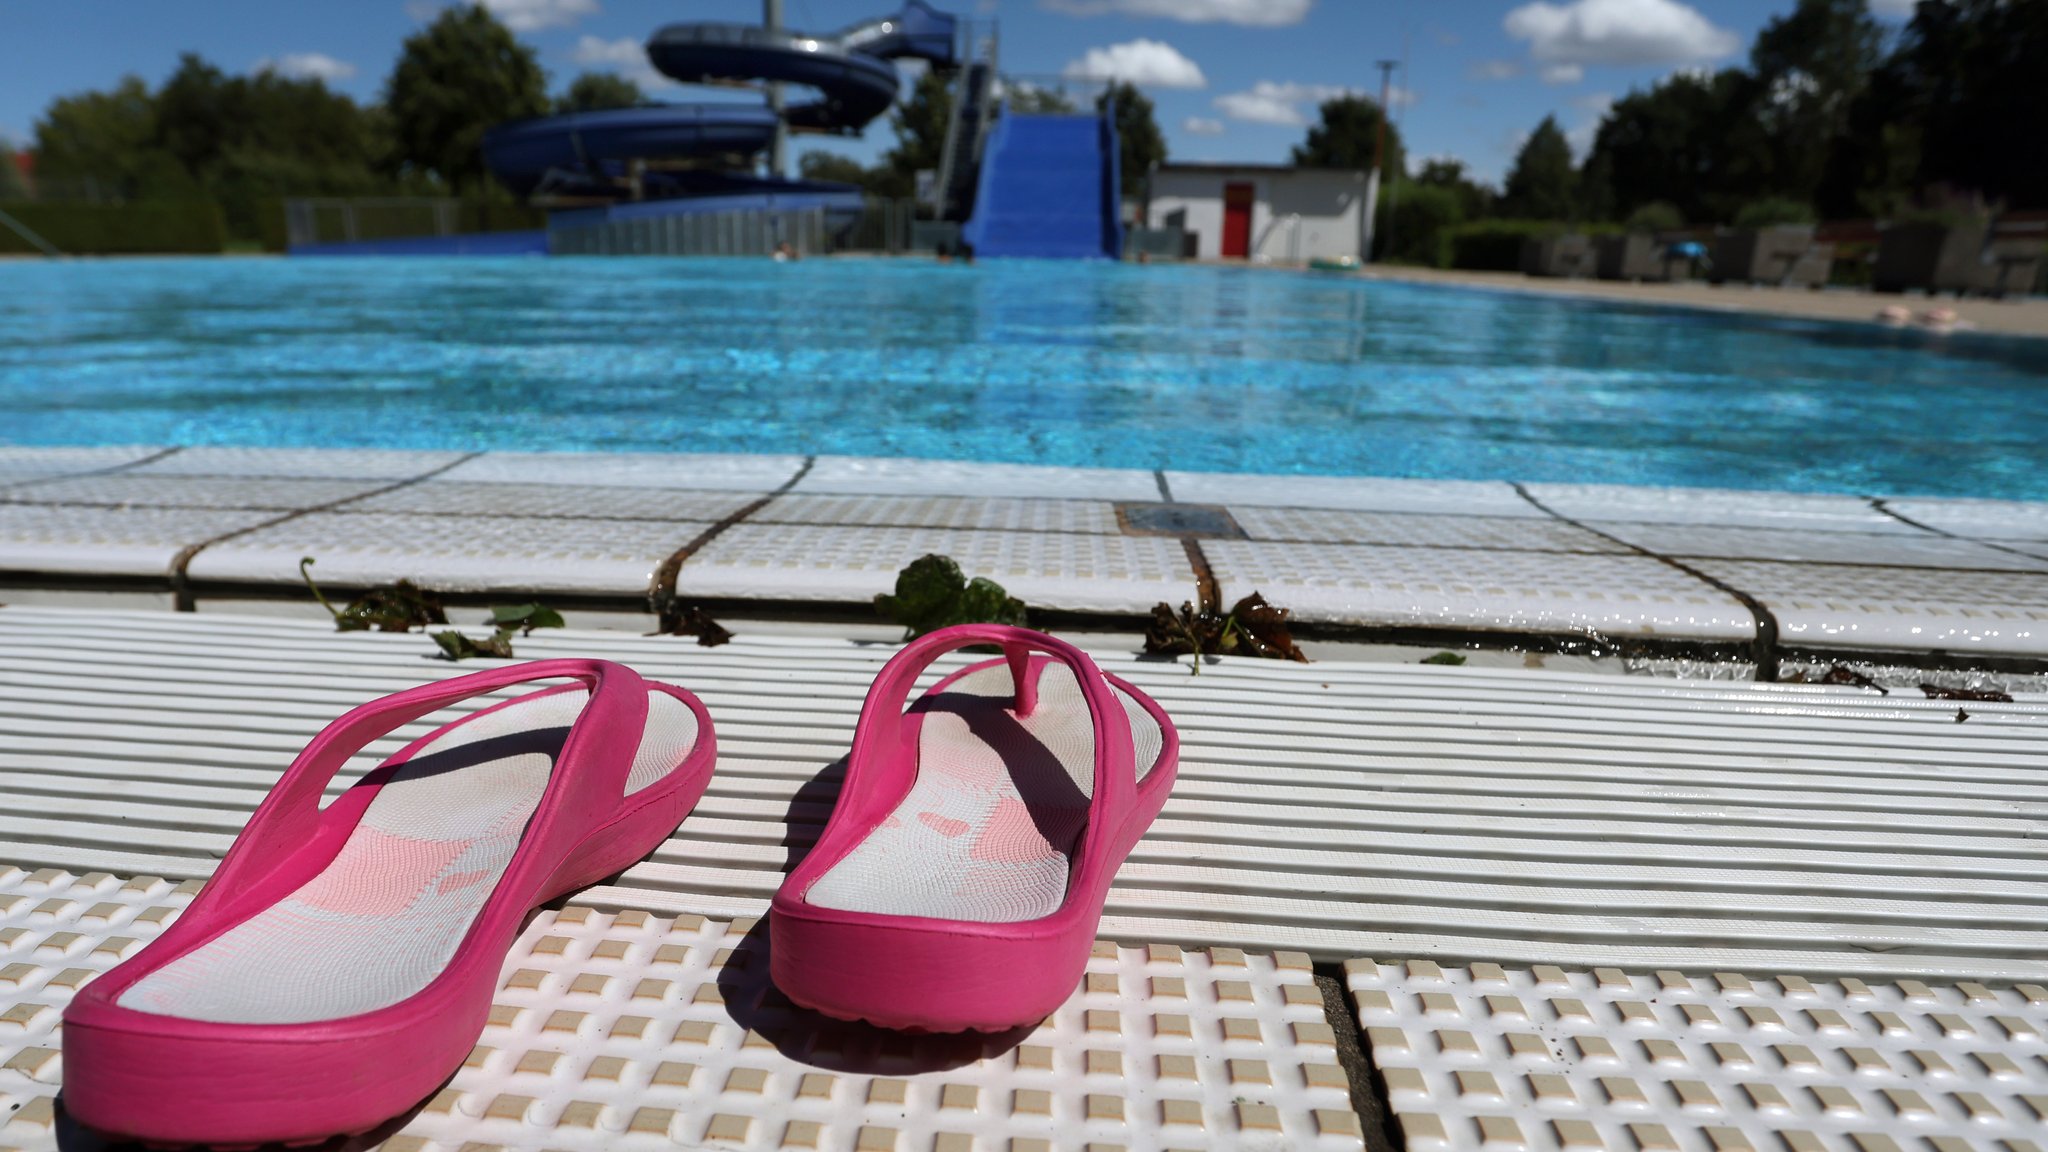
[2,609,2045,1151]
[5,446,2046,674]
[1355,265,2048,339]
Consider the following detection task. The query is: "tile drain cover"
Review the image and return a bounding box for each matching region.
[1115,503,1246,539]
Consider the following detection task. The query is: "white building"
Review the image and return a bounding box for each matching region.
[1143,164,1367,263]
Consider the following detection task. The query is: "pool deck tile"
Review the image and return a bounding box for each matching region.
[187,511,714,596]
[1884,496,2048,543]
[1168,471,1540,516]
[1526,483,1915,533]
[751,493,1123,534]
[1689,559,2048,656]
[347,480,762,522]
[796,456,1162,501]
[1231,507,1627,553]
[1204,540,1756,641]
[124,446,466,481]
[0,474,393,512]
[0,445,165,486]
[679,524,1197,612]
[1588,521,2048,571]
[436,451,809,491]
[0,505,280,577]
[1348,958,2048,1152]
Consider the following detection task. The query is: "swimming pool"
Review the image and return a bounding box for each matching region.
[2,257,2043,499]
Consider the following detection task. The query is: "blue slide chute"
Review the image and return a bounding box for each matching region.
[962,107,1123,259]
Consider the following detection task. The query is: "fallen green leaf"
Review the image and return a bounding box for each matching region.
[1420,651,1467,666]
[489,602,566,636]
[300,556,447,633]
[433,629,517,661]
[875,554,1027,640]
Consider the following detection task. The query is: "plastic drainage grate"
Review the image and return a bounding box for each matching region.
[1115,503,1246,540]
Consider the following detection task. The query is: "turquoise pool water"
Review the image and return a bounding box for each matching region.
[2,257,2044,499]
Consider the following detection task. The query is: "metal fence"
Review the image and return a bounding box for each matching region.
[548,198,928,257]
[283,198,463,248]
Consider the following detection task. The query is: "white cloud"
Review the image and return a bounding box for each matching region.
[1504,0,1739,73]
[1042,0,1311,27]
[1062,39,1206,88]
[1387,83,1418,109]
[1213,80,1356,126]
[477,0,599,32]
[253,52,358,82]
[1469,59,1521,80]
[1182,115,1226,135]
[571,35,673,89]
[1867,0,1917,16]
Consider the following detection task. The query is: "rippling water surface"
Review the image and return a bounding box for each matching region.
[2,257,2043,498]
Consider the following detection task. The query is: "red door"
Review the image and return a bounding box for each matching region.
[1221,182,1254,258]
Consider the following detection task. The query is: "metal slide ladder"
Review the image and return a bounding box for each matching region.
[929,20,999,221]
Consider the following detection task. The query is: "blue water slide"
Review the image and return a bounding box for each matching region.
[961,107,1123,259]
[483,2,956,197]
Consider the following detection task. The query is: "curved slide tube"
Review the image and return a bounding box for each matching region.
[484,2,956,199]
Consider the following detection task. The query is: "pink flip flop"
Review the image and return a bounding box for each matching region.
[61,659,716,1146]
[771,625,1177,1032]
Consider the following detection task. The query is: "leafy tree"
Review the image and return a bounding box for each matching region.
[1096,81,1165,197]
[1375,182,1463,265]
[0,142,26,201]
[557,72,643,114]
[1625,200,1684,231]
[384,5,548,192]
[32,77,180,200]
[1747,0,1884,205]
[1291,94,1404,179]
[797,150,881,191]
[1501,115,1577,219]
[1413,158,1494,220]
[872,66,953,200]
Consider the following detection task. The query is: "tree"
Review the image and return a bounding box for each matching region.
[558,72,643,114]
[0,143,23,201]
[1747,0,1884,205]
[798,150,881,191]
[32,77,177,200]
[1501,115,1577,219]
[1096,81,1165,197]
[1291,94,1404,179]
[384,5,548,192]
[872,66,952,200]
[1413,158,1494,220]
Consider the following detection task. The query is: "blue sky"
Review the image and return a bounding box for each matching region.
[1,0,1913,184]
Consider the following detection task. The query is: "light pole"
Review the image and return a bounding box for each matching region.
[1360,58,1398,263]
[765,0,787,179]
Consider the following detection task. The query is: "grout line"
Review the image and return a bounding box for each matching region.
[1153,469,1175,502]
[1315,963,1399,1152]
[1514,483,1784,682]
[0,445,185,492]
[1869,498,2048,567]
[167,453,483,612]
[1180,537,1220,611]
[648,455,816,628]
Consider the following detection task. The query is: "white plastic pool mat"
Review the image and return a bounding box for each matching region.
[680,524,1197,613]
[2,606,2045,983]
[1348,958,2048,1152]
[8,448,2048,659]
[0,870,1362,1152]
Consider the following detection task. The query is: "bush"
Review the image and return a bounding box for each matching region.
[1625,201,1684,232]
[1374,183,1463,266]
[1444,219,1559,271]
[0,201,227,255]
[1733,197,1815,228]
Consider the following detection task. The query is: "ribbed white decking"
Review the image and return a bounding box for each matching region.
[2,606,2042,984]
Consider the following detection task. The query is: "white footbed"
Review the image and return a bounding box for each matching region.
[118,689,698,1024]
[804,662,1165,923]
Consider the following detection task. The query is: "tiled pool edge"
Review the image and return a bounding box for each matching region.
[5,446,2047,679]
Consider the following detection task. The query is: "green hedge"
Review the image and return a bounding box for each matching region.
[255,198,550,251]
[1444,220,1558,271]
[0,201,227,255]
